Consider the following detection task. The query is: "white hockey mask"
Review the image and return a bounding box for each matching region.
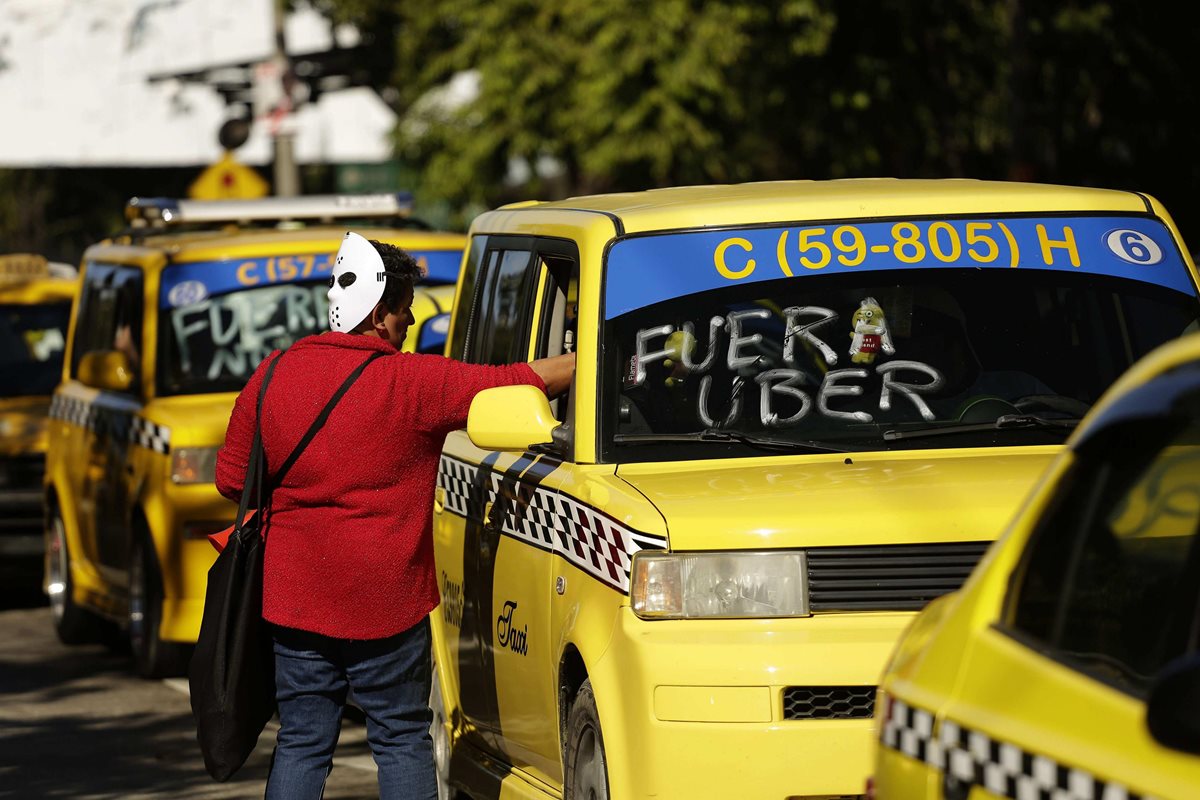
[327,232,388,332]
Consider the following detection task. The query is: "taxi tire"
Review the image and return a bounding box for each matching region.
[564,680,610,800]
[429,656,452,800]
[48,512,106,645]
[129,533,191,679]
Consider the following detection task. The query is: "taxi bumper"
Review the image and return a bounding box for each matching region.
[0,453,47,544]
[871,742,938,798]
[592,609,914,800]
[156,532,222,642]
[151,484,231,642]
[0,487,44,557]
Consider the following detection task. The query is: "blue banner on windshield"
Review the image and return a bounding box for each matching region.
[160,249,462,309]
[604,215,1195,319]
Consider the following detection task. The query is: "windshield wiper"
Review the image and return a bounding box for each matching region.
[613,430,849,454]
[882,414,1081,441]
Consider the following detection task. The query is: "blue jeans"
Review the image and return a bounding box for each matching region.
[265,617,437,800]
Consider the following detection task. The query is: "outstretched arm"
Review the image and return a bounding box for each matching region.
[529,352,576,397]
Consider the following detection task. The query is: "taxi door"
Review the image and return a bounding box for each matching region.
[436,238,578,785]
[58,263,120,583]
[89,266,145,585]
[939,410,1200,800]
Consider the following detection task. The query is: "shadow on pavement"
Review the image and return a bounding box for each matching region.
[0,708,274,799]
[0,605,377,799]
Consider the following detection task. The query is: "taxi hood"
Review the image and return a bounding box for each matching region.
[615,448,1059,550]
[144,392,240,448]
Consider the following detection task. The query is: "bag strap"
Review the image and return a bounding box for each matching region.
[233,353,283,531]
[269,350,386,487]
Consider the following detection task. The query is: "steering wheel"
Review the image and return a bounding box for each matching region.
[956,395,1022,423]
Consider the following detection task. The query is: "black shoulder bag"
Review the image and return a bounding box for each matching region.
[189,350,384,782]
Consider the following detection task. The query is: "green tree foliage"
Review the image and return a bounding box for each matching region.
[0,168,185,264]
[0,170,54,255]
[315,0,1200,242]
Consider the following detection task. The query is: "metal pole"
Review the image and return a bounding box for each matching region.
[272,0,300,197]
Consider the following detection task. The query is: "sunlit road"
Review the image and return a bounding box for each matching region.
[0,576,381,799]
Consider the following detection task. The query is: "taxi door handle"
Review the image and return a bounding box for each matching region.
[433,487,445,514]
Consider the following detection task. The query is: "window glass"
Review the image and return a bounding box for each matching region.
[70,263,143,388]
[111,267,144,382]
[1009,413,1200,695]
[467,248,535,366]
[155,244,462,396]
[70,263,114,375]
[160,282,329,395]
[535,253,578,359]
[0,302,70,397]
[449,235,488,360]
[604,271,1197,461]
[534,251,580,425]
[602,215,1198,462]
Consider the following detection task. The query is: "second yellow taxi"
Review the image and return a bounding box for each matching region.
[43,194,464,676]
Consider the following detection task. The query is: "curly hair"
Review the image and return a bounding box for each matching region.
[369,239,426,312]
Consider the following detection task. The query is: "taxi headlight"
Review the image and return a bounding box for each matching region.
[171,447,218,485]
[630,550,809,619]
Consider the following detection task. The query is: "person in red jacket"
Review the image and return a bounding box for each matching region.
[216,232,573,800]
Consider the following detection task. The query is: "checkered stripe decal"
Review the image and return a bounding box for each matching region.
[438,455,667,594]
[49,394,96,430]
[130,417,171,454]
[881,698,1157,800]
[49,395,171,454]
[439,457,475,517]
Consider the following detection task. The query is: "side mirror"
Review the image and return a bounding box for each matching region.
[77,350,134,393]
[1146,654,1200,755]
[467,385,560,452]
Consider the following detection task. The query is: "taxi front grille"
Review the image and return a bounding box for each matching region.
[782,686,876,720]
[0,454,45,491]
[806,541,990,612]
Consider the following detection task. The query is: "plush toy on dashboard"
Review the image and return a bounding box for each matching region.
[661,329,696,387]
[848,296,895,365]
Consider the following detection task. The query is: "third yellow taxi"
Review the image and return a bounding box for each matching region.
[0,254,77,569]
[429,179,1200,800]
[872,331,1200,799]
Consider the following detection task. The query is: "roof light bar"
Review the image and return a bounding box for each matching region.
[125,193,415,226]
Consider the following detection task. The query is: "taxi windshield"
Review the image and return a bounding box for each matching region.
[156,253,335,396]
[156,248,461,395]
[602,215,1200,461]
[0,302,70,397]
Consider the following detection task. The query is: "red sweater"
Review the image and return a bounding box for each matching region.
[215,332,544,639]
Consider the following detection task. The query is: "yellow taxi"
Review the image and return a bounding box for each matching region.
[0,255,77,570]
[871,332,1200,800]
[43,194,465,676]
[429,180,1200,799]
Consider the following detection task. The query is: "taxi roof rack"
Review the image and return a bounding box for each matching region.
[124,193,417,228]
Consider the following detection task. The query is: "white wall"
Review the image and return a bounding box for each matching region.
[0,0,396,167]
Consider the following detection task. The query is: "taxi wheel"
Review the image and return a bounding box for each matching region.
[129,533,191,679]
[565,680,610,800]
[429,656,452,800]
[47,512,105,644]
